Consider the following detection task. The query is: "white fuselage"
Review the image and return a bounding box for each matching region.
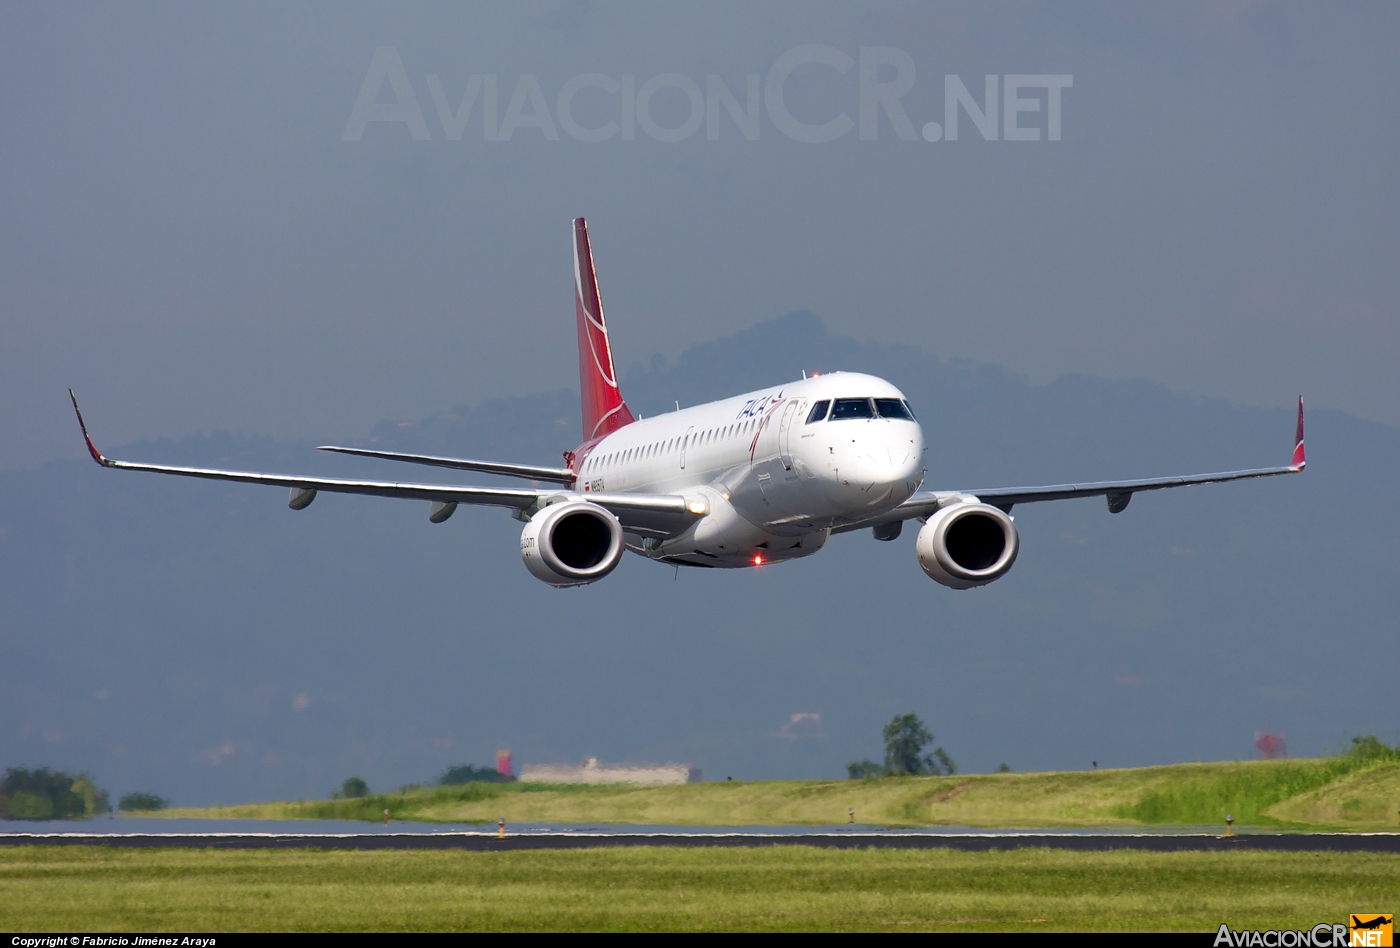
[575,372,925,567]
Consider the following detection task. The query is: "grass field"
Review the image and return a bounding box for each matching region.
[1,846,1393,932]
[156,752,1400,832]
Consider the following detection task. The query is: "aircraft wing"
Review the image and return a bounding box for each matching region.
[849,396,1306,530]
[316,445,576,484]
[69,392,701,538]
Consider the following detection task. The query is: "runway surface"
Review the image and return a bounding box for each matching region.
[5,828,1400,851]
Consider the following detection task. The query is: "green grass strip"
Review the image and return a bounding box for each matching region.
[1,846,1394,932]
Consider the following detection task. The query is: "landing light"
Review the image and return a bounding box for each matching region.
[687,498,709,515]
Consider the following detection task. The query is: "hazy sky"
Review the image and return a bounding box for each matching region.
[2,1,1397,470]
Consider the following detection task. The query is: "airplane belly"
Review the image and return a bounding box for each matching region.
[645,485,828,567]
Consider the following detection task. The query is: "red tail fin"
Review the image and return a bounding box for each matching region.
[573,218,634,440]
[1291,396,1305,470]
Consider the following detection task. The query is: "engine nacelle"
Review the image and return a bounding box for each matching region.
[520,501,625,587]
[915,502,1019,589]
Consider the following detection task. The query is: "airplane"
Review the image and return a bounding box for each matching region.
[68,218,1306,589]
[1351,916,1392,931]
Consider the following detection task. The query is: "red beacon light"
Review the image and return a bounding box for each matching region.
[752,554,764,566]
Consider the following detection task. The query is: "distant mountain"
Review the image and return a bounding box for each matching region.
[2,313,1395,807]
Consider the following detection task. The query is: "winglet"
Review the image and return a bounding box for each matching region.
[1290,396,1306,470]
[68,389,112,467]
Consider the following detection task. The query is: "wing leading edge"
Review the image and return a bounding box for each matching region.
[68,392,699,538]
[858,396,1306,529]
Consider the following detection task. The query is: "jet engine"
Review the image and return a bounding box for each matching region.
[915,502,1019,589]
[520,500,626,587]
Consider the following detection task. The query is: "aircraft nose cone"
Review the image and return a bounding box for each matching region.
[823,425,923,505]
[857,439,921,499]
[864,446,917,478]
[851,445,920,495]
[861,450,884,469]
[886,447,912,469]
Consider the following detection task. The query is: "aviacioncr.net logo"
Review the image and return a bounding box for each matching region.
[1214,915,1392,947]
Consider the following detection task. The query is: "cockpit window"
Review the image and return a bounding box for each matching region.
[829,397,875,420]
[903,399,917,420]
[874,398,913,421]
[806,400,830,423]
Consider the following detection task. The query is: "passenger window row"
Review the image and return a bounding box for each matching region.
[581,416,766,472]
[582,397,917,473]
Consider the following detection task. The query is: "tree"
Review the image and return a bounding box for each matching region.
[119,792,168,812]
[1349,735,1399,761]
[332,776,370,799]
[883,713,957,777]
[0,767,110,820]
[845,714,959,779]
[930,747,958,776]
[846,759,886,779]
[439,763,513,785]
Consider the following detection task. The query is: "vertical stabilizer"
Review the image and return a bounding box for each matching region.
[573,218,635,440]
[1291,396,1306,470]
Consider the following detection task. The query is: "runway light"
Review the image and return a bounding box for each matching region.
[753,554,764,566]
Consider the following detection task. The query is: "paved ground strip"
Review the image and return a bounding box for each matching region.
[4,831,1400,851]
